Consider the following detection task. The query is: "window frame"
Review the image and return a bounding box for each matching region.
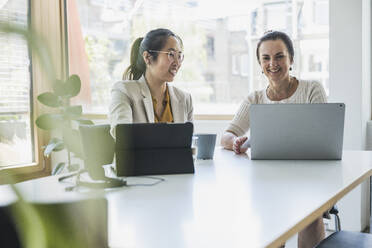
[0,0,68,183]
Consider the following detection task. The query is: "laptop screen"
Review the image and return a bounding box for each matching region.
[250,103,345,160]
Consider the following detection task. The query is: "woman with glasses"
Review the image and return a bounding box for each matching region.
[109,28,192,137]
[221,31,327,248]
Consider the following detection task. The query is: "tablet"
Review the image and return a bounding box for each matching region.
[115,122,194,176]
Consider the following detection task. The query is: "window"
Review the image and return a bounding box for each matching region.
[263,1,291,33]
[313,0,328,26]
[231,53,249,77]
[206,36,215,59]
[0,0,66,182]
[240,54,249,77]
[232,54,240,75]
[299,39,329,95]
[67,0,329,116]
[0,0,33,168]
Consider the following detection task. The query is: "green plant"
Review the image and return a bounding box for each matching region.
[0,22,93,175]
[8,183,108,248]
[0,19,105,248]
[35,74,93,174]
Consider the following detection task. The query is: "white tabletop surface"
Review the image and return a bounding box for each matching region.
[107,148,372,248]
[3,148,372,248]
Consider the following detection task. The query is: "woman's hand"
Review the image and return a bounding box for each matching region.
[233,136,249,154]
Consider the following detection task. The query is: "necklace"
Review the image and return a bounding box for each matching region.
[266,77,297,101]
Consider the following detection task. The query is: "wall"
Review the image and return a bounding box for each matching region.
[194,120,230,144]
[328,0,371,231]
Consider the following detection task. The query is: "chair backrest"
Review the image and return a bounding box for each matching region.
[79,124,115,180]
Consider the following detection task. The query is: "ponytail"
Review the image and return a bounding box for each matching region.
[123,29,183,80]
[123,37,146,80]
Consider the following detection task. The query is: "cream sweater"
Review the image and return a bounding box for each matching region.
[226,80,328,137]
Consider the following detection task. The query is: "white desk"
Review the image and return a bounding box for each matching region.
[108,149,372,248]
[5,149,372,248]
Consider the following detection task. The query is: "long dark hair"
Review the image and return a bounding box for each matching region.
[123,28,183,80]
[256,31,294,63]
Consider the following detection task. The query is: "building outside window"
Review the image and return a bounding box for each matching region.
[0,0,33,167]
[67,0,329,115]
[206,36,215,60]
[232,54,240,75]
[240,54,249,77]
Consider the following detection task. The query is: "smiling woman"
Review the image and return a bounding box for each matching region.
[257,32,297,101]
[221,31,327,153]
[108,28,193,137]
[221,30,328,248]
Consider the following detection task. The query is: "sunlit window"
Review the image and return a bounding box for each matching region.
[0,0,33,167]
[67,0,329,115]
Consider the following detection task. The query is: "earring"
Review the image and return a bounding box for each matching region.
[290,67,292,71]
[146,56,151,65]
[262,71,264,74]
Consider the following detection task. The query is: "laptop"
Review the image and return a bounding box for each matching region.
[115,122,194,176]
[250,103,345,160]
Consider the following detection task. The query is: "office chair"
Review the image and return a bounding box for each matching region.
[315,206,372,248]
[78,124,125,188]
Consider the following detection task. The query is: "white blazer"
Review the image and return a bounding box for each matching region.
[109,75,193,137]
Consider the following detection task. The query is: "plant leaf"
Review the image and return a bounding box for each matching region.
[35,114,63,130]
[37,92,61,107]
[53,79,67,96]
[65,75,81,97]
[67,163,80,172]
[52,162,65,175]
[44,138,64,157]
[65,105,82,118]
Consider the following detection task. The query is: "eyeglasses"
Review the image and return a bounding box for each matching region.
[149,50,184,63]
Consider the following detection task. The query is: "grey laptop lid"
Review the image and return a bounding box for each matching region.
[250,103,345,160]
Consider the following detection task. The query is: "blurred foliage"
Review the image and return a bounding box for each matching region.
[10,185,47,248]
[0,23,93,174]
[9,185,108,248]
[0,16,106,248]
[35,74,94,173]
[0,115,21,121]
